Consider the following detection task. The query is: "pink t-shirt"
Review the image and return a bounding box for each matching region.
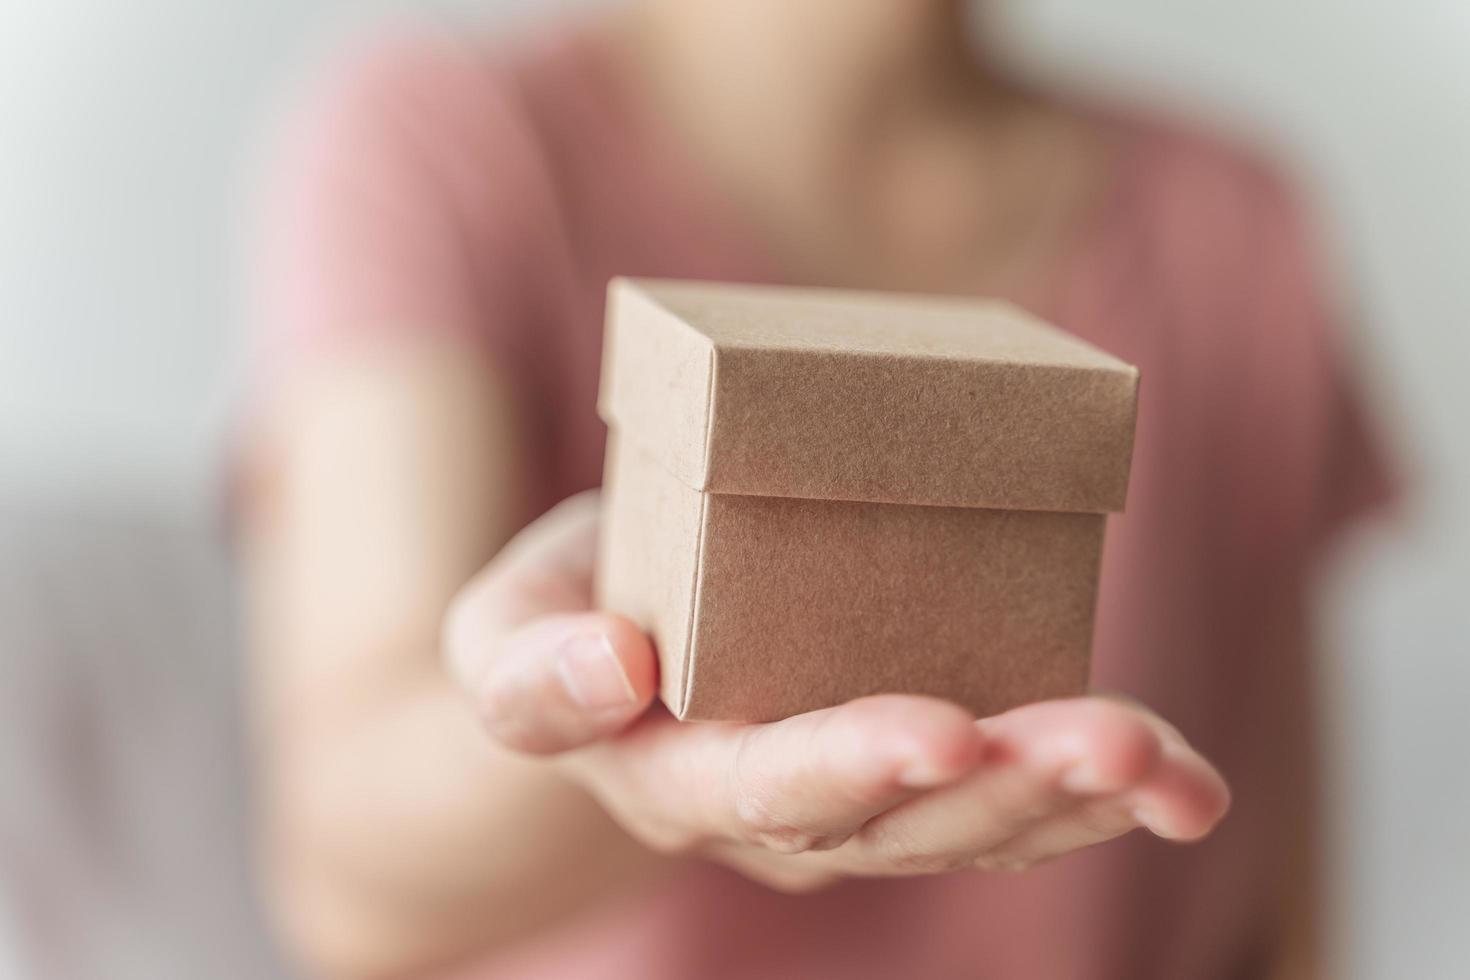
[254,22,1397,980]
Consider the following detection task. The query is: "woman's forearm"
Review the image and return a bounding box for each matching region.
[242,349,666,978]
[262,664,662,979]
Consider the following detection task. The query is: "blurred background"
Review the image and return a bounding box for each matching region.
[1,1,1465,977]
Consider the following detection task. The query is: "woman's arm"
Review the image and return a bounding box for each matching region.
[244,348,1232,980]
[242,343,661,979]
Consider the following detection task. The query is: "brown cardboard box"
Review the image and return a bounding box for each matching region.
[595,278,1139,723]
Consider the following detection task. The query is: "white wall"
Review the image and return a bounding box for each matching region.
[0,0,568,512]
[0,1,1465,977]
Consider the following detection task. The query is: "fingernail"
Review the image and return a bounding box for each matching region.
[556,633,637,710]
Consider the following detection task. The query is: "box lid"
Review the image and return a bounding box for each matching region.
[598,278,1139,513]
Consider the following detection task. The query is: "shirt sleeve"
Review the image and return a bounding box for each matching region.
[247,30,554,387]
[1245,168,1405,564]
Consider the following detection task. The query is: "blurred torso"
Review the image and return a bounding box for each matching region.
[265,20,1386,979]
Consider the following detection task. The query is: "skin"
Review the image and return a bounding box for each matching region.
[245,3,1247,978]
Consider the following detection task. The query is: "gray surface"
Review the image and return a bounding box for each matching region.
[0,503,285,980]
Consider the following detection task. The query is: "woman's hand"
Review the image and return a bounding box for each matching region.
[445,491,1230,892]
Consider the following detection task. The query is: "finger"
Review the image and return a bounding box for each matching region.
[449,609,658,755]
[843,698,1166,874]
[443,491,658,754]
[1125,715,1231,841]
[1070,701,1231,839]
[977,795,1145,871]
[575,695,985,854]
[978,714,1231,867]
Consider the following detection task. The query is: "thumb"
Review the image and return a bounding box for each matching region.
[449,610,658,755]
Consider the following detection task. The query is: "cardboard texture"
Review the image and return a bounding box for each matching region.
[596,278,1139,722]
